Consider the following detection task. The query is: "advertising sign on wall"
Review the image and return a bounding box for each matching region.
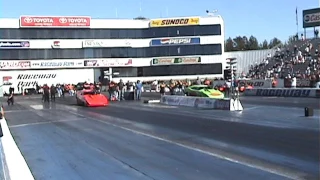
[0,59,135,70]
[151,37,200,46]
[283,78,314,88]
[152,57,201,65]
[238,79,272,88]
[303,8,320,28]
[0,69,94,95]
[84,59,133,67]
[82,40,131,48]
[0,61,31,69]
[20,16,91,28]
[31,60,84,69]
[150,17,199,27]
[0,41,30,49]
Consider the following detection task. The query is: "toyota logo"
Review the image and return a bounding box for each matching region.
[24,17,33,23]
[59,18,67,23]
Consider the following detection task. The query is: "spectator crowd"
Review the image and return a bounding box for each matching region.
[247,38,320,87]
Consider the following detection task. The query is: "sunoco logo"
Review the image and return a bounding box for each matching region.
[304,13,320,23]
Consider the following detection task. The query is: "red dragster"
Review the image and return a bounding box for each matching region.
[76,85,108,107]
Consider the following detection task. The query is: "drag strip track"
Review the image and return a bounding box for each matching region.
[2,96,320,180]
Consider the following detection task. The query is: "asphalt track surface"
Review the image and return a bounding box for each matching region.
[1,94,320,180]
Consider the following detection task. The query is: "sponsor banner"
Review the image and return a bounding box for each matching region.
[303,8,320,28]
[82,40,131,48]
[161,96,196,107]
[244,88,318,98]
[238,79,272,88]
[160,95,231,110]
[284,78,312,88]
[52,41,61,48]
[0,69,94,94]
[84,60,98,67]
[20,16,91,28]
[3,76,13,86]
[150,17,200,27]
[152,57,201,65]
[0,41,30,49]
[0,61,31,69]
[84,59,133,67]
[150,37,200,46]
[31,60,84,69]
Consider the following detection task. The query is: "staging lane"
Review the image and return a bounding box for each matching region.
[2,96,320,180]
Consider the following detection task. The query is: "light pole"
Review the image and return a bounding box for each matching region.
[206,10,218,16]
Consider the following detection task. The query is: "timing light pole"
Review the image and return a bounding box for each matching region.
[226,57,238,99]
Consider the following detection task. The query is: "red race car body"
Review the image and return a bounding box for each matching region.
[76,89,109,107]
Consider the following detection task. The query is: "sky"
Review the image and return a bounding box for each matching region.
[0,0,319,43]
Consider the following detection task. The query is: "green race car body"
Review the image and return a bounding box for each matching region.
[185,85,224,99]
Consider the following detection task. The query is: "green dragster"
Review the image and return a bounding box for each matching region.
[185,85,224,99]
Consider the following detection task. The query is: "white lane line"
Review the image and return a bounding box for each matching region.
[9,119,82,128]
[3,109,54,113]
[244,106,261,110]
[68,111,305,180]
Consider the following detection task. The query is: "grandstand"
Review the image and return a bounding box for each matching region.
[246,38,320,87]
[242,7,320,87]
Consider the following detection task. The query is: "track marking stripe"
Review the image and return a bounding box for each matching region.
[9,119,82,128]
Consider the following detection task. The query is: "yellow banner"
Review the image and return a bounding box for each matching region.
[150,17,199,27]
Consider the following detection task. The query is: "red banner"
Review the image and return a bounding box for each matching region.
[0,61,31,69]
[20,16,91,28]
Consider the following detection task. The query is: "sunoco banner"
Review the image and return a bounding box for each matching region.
[151,37,200,46]
[303,8,320,28]
[152,57,201,65]
[150,17,199,27]
[0,41,30,49]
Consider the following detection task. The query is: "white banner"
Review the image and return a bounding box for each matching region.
[82,40,131,48]
[0,69,94,94]
[0,61,31,69]
[160,95,231,110]
[84,59,133,67]
[31,60,84,69]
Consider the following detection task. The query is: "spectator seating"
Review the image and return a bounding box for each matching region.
[247,38,320,85]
